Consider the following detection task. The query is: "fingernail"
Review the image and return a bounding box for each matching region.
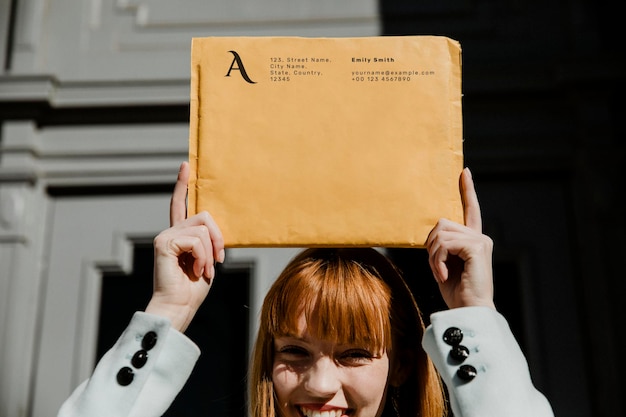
[437,265,448,283]
[465,167,472,178]
[218,249,225,263]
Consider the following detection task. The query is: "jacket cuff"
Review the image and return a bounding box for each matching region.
[422,306,554,417]
[59,312,200,417]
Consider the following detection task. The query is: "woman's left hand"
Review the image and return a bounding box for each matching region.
[425,168,495,309]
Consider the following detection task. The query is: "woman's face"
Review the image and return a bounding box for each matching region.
[272,313,390,417]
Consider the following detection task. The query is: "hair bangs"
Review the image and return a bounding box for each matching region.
[265,253,393,353]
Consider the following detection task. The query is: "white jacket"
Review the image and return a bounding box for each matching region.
[58,307,554,417]
[423,306,554,417]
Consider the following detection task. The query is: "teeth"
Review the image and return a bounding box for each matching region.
[300,407,343,417]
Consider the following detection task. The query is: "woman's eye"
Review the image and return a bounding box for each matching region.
[340,349,374,363]
[277,345,308,357]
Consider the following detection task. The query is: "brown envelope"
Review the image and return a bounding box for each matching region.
[188,36,464,248]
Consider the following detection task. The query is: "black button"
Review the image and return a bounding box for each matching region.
[131,349,148,368]
[117,367,134,386]
[142,331,158,350]
[457,364,477,381]
[443,327,463,346]
[450,345,470,362]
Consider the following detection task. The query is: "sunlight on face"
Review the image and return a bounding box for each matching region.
[272,313,390,417]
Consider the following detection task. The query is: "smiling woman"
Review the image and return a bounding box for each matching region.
[251,248,445,417]
[57,165,554,417]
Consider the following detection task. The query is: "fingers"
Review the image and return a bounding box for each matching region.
[426,218,483,284]
[156,211,225,280]
[181,212,225,278]
[169,162,225,264]
[426,220,465,283]
[170,162,190,227]
[193,211,225,266]
[461,167,482,232]
[426,169,495,308]
[426,167,480,282]
[171,231,212,278]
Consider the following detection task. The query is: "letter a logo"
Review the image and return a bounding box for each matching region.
[225,50,257,84]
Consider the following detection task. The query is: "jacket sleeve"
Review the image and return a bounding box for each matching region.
[422,306,554,417]
[58,312,200,417]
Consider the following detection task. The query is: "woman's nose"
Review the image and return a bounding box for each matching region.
[304,357,341,397]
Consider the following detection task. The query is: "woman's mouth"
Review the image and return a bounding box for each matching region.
[298,405,348,417]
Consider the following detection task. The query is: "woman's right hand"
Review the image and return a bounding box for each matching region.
[145,162,225,332]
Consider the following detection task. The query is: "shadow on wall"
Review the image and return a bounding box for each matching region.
[379,2,624,417]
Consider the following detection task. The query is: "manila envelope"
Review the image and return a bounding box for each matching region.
[188,36,464,248]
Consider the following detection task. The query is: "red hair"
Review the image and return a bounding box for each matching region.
[249,248,446,417]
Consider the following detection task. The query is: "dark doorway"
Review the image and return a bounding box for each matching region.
[98,242,251,417]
